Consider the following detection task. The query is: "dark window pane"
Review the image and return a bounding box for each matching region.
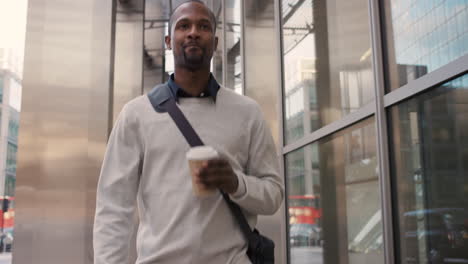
[383,0,468,91]
[212,2,223,85]
[389,74,468,263]
[286,118,384,264]
[281,0,374,144]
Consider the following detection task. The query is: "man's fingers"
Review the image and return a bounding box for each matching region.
[206,158,229,168]
[199,168,231,182]
[199,160,230,177]
[199,170,231,187]
[197,159,235,190]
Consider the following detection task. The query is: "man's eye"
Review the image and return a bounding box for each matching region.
[179,24,189,29]
[201,24,211,30]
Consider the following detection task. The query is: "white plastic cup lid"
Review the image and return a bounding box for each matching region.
[186,146,218,160]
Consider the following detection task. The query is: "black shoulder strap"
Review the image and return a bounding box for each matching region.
[160,97,256,243]
[163,98,204,147]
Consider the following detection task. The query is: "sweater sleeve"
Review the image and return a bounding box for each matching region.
[93,104,143,264]
[229,105,284,215]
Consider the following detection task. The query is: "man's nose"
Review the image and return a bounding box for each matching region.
[187,25,201,39]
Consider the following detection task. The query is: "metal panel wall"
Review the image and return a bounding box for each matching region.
[13,0,115,263]
[113,0,145,123]
[243,0,286,263]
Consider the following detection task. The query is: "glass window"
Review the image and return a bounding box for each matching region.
[383,0,468,91]
[212,0,224,85]
[143,0,171,93]
[113,1,144,123]
[389,74,468,263]
[281,0,375,144]
[6,143,17,176]
[225,0,242,94]
[243,0,280,146]
[8,112,19,143]
[286,118,384,264]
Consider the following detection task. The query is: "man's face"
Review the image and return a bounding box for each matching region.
[165,2,218,71]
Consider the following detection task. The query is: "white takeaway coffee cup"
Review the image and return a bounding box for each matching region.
[186,146,219,196]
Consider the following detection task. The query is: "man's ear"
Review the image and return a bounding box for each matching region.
[214,36,219,51]
[165,35,172,50]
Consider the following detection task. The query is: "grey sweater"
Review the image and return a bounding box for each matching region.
[93,87,284,264]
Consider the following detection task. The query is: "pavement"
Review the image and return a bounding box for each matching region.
[0,248,322,264]
[0,253,11,264]
[290,246,324,264]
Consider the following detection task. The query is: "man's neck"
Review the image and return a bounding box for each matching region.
[173,67,211,96]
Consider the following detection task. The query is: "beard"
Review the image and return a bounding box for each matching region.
[184,48,204,66]
[175,46,211,71]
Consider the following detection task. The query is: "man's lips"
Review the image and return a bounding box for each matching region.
[184,43,201,49]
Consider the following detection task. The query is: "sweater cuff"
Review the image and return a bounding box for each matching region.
[230,169,247,199]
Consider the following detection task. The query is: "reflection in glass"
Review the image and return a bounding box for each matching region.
[383,0,468,91]
[281,0,374,144]
[389,74,468,263]
[286,146,323,264]
[143,0,171,93]
[113,1,144,123]
[286,118,384,264]
[212,1,224,85]
[225,0,242,94]
[243,0,280,146]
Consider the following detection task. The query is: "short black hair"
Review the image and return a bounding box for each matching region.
[168,0,217,36]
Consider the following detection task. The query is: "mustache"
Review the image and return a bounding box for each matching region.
[183,41,201,48]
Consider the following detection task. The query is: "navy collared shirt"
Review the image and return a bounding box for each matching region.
[168,73,220,103]
[147,73,220,113]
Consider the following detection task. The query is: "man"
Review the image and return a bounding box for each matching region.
[93,1,284,263]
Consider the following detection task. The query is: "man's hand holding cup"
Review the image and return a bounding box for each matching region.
[186,146,238,196]
[196,159,239,195]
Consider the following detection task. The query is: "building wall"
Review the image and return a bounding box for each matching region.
[13,0,114,263]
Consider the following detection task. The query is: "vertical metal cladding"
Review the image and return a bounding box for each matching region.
[243,0,286,263]
[13,0,115,263]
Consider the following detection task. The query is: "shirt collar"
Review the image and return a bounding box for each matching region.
[167,73,220,103]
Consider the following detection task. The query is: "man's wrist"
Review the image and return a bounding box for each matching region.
[227,174,239,194]
[229,170,247,198]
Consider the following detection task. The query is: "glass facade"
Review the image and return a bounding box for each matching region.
[6,109,20,198]
[5,144,16,182]
[243,0,280,145]
[281,0,468,263]
[384,0,468,90]
[143,0,171,93]
[225,0,242,94]
[389,74,468,263]
[113,0,145,123]
[281,0,375,144]
[286,118,384,264]
[213,1,224,84]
